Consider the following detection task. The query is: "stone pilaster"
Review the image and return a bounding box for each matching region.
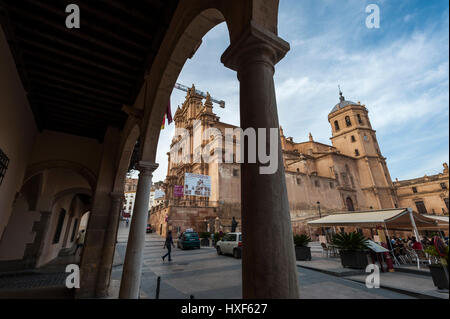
[95,192,124,297]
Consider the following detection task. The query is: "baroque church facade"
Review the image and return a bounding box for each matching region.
[148,85,448,237]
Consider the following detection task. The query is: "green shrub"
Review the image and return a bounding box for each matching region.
[199,232,211,240]
[293,234,312,247]
[425,244,449,265]
[331,232,369,252]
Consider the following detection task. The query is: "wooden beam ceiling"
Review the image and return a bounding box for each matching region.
[0,0,179,141]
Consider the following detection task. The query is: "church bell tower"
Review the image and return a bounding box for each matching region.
[328,89,398,209]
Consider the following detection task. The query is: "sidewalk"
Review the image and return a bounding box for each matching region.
[296,253,449,299]
[0,254,78,298]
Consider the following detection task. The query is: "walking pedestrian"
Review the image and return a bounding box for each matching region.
[162,231,175,262]
[126,218,129,227]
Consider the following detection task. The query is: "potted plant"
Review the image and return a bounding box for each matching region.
[293,234,312,261]
[199,232,211,247]
[424,241,449,290]
[331,232,370,269]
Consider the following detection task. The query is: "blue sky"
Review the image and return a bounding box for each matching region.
[152,0,449,183]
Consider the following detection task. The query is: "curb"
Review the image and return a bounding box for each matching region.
[296,264,446,299]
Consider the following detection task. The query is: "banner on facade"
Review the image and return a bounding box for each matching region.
[174,185,184,197]
[184,173,211,197]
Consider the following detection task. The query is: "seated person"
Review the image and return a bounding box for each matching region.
[411,238,423,250]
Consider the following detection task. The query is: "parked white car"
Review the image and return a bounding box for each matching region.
[216,232,242,258]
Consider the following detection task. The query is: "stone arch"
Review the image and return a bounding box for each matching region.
[140,8,228,161]
[24,160,97,191]
[19,172,43,211]
[51,187,92,208]
[115,0,297,299]
[139,0,281,161]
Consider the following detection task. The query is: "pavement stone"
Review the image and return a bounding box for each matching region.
[110,226,415,299]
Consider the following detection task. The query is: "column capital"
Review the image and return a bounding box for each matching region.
[221,21,290,73]
[136,161,159,176]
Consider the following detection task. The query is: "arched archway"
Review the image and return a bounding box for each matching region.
[90,122,141,297]
[116,0,298,300]
[24,160,97,191]
[0,161,96,271]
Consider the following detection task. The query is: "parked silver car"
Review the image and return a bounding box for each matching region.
[216,232,242,258]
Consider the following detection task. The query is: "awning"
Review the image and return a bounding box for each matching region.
[307,208,439,230]
[417,215,449,230]
[367,240,389,253]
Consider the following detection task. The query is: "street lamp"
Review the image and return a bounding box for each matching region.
[317,201,321,218]
[317,201,324,236]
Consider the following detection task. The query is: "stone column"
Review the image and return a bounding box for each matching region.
[95,192,123,297]
[119,161,158,299]
[222,22,299,299]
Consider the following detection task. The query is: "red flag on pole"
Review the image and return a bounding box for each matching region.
[167,100,173,124]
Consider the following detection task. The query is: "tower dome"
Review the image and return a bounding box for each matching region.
[330,89,356,114]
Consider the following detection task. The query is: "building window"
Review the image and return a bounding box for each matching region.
[363,134,369,141]
[440,183,447,190]
[53,209,67,244]
[314,180,320,188]
[357,114,363,124]
[329,182,334,189]
[0,148,10,186]
[334,120,340,131]
[354,149,360,156]
[415,201,427,214]
[232,169,239,177]
[345,116,352,127]
[296,177,301,185]
[412,187,418,193]
[444,198,449,210]
[351,135,356,142]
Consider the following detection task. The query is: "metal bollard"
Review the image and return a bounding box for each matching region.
[156,276,161,299]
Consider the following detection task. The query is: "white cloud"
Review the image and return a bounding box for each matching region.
[151,1,449,183]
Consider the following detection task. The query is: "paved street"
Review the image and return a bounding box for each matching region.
[110,223,413,299]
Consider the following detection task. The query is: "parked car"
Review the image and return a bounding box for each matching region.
[146,224,152,233]
[216,232,242,258]
[177,230,200,250]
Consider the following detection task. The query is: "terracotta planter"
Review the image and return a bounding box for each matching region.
[295,246,312,261]
[428,264,449,290]
[339,251,369,269]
